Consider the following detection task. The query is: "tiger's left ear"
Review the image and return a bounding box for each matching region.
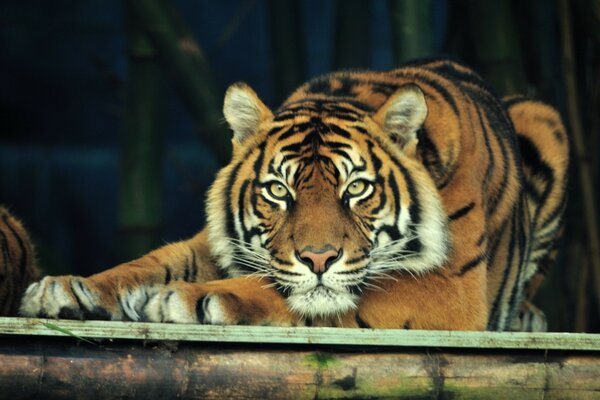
[223,82,273,144]
[374,84,427,156]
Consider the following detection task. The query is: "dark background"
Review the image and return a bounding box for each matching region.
[1,0,599,332]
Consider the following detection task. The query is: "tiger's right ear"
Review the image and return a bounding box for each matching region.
[223,83,273,144]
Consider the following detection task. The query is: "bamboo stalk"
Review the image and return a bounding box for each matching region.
[333,0,372,69]
[126,0,231,164]
[119,3,167,260]
[468,0,528,95]
[575,255,590,332]
[557,0,600,318]
[0,335,598,398]
[389,0,435,64]
[267,0,305,103]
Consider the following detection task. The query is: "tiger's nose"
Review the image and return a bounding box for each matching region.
[296,247,341,275]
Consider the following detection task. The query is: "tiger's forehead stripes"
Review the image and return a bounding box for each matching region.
[258,107,378,186]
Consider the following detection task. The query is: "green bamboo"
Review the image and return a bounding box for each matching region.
[119,4,167,261]
[468,0,528,95]
[334,0,372,69]
[389,0,435,64]
[558,0,600,322]
[1,332,599,398]
[267,0,305,103]
[126,0,231,164]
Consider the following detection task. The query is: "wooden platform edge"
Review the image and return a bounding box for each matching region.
[0,317,598,350]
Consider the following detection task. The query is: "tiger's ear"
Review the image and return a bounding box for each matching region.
[374,84,427,156]
[223,82,273,144]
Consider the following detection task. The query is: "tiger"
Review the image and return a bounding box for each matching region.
[0,208,40,316]
[18,58,569,331]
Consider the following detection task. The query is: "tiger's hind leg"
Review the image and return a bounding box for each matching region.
[505,98,569,331]
[0,208,41,316]
[510,300,548,332]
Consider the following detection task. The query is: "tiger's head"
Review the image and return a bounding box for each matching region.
[206,82,450,319]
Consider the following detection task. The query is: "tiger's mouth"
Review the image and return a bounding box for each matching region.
[283,275,362,318]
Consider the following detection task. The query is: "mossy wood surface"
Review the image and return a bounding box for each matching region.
[1,318,599,398]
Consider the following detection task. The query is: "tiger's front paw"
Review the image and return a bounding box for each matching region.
[19,276,117,320]
[136,279,298,326]
[138,282,243,325]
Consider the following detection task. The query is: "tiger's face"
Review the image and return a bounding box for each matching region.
[207,83,450,318]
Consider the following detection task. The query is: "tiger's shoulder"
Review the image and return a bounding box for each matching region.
[0,207,40,316]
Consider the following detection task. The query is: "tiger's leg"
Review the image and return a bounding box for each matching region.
[19,229,222,320]
[0,208,40,316]
[509,300,548,332]
[506,98,569,332]
[335,267,489,330]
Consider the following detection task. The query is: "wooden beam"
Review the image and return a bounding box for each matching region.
[0,318,599,351]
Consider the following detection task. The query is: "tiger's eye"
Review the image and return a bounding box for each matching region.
[269,182,290,199]
[346,180,368,196]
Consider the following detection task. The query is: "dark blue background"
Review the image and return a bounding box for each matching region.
[0,1,447,275]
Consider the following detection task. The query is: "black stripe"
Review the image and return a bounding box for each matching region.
[387,173,402,226]
[396,162,421,227]
[225,161,243,242]
[370,178,387,215]
[448,202,475,221]
[356,314,371,328]
[189,251,198,283]
[238,179,251,242]
[488,211,518,330]
[183,263,190,282]
[474,106,495,202]
[195,296,207,323]
[417,128,446,182]
[164,267,172,284]
[274,268,303,277]
[70,280,88,312]
[486,219,508,271]
[454,255,484,276]
[507,202,529,323]
[3,215,29,280]
[327,124,352,139]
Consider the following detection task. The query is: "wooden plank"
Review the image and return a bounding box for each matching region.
[0,337,598,399]
[0,317,599,351]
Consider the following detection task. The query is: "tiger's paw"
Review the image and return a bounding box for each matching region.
[134,280,299,326]
[19,276,117,320]
[135,282,243,325]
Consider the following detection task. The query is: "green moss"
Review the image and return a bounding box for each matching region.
[304,352,340,368]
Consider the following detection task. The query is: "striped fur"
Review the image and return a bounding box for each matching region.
[18,59,568,331]
[0,208,40,316]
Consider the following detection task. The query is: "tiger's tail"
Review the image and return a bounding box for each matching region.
[505,97,569,331]
[0,207,41,316]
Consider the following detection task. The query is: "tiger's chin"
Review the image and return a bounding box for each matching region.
[286,285,359,318]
